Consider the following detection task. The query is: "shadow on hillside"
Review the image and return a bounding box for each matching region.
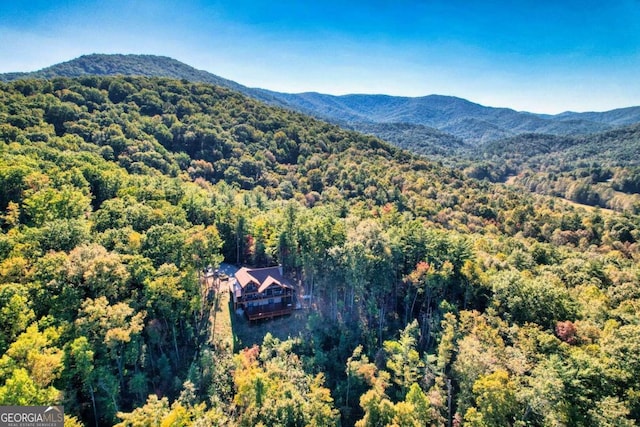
[230,306,311,351]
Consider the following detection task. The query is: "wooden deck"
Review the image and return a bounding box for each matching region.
[245,301,294,321]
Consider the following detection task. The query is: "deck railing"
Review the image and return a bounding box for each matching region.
[245,303,294,321]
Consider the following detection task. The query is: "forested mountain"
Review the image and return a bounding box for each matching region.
[0,54,282,106]
[481,123,640,167]
[460,124,640,213]
[1,76,639,426]
[4,54,640,148]
[552,106,640,126]
[345,121,467,156]
[261,91,618,144]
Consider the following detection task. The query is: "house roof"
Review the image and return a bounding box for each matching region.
[235,266,293,293]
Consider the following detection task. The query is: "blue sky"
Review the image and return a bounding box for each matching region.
[1,0,639,113]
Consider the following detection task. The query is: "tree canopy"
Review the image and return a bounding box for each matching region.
[0,76,638,426]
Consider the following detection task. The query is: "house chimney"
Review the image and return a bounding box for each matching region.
[278,264,283,276]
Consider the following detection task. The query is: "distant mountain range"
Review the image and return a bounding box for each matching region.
[260,91,635,145]
[3,53,640,148]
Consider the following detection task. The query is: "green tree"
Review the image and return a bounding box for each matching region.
[233,338,339,427]
[184,224,224,270]
[0,368,60,405]
[588,397,635,427]
[0,324,63,405]
[390,383,443,427]
[75,296,145,421]
[44,102,80,135]
[383,320,424,399]
[66,244,130,301]
[0,283,34,352]
[465,370,518,427]
[22,185,91,227]
[144,264,197,363]
[492,271,578,329]
[141,223,186,267]
[62,336,97,424]
[107,80,135,104]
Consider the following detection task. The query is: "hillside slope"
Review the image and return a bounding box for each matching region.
[481,123,640,167]
[4,54,640,147]
[1,76,639,426]
[0,53,282,105]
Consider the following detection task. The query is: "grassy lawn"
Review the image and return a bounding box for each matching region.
[231,307,311,351]
[209,278,235,351]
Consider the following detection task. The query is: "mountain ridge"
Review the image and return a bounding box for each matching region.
[3,53,639,146]
[0,53,284,106]
[552,106,640,126]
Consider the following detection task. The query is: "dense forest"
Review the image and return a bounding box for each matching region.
[7,54,640,148]
[460,128,640,214]
[1,76,639,426]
